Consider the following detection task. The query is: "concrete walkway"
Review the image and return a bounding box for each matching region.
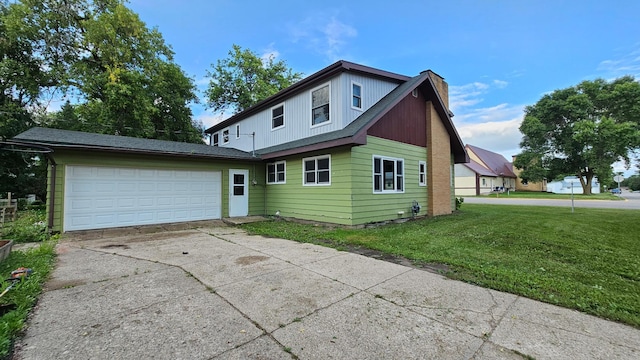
[13,223,640,359]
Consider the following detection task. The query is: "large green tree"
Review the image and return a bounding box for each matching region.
[515,77,640,194]
[205,44,303,114]
[3,0,203,143]
[0,2,49,199]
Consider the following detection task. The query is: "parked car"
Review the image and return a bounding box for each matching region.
[611,188,622,194]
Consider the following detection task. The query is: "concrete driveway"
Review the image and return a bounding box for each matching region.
[13,222,640,359]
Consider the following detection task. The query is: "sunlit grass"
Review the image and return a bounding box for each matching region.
[241,204,640,328]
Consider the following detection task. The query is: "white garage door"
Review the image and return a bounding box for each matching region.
[64,166,221,231]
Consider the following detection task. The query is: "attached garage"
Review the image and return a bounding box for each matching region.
[64,166,221,231]
[11,127,264,233]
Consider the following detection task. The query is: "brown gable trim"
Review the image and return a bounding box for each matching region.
[260,133,367,160]
[205,60,409,134]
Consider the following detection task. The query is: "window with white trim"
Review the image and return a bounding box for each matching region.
[303,155,331,185]
[212,133,219,146]
[352,82,362,110]
[311,84,330,126]
[419,161,426,186]
[222,128,229,144]
[373,156,404,193]
[272,104,284,130]
[235,125,240,139]
[266,161,286,184]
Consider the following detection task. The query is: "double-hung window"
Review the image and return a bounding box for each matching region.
[373,156,404,193]
[419,161,426,186]
[235,125,240,139]
[311,84,330,126]
[222,128,230,144]
[267,161,286,184]
[303,155,331,186]
[352,82,362,110]
[272,104,284,130]
[212,133,219,146]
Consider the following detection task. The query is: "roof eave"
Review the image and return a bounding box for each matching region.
[259,133,367,160]
[9,139,261,161]
[205,61,410,134]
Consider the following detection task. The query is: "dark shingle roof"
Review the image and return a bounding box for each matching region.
[466,144,516,177]
[12,127,259,161]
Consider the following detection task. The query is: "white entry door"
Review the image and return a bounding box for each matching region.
[228,169,248,217]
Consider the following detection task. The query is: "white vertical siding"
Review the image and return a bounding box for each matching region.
[339,74,399,128]
[217,73,401,153]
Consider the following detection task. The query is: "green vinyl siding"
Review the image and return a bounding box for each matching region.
[351,136,428,224]
[265,137,428,226]
[265,148,353,225]
[47,150,263,232]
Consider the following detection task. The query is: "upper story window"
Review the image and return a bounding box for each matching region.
[272,104,284,130]
[235,125,240,139]
[352,82,362,110]
[311,84,330,126]
[222,128,230,144]
[303,155,331,186]
[212,133,219,147]
[267,161,286,184]
[373,155,404,193]
[419,161,426,186]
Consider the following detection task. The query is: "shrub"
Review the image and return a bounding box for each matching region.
[455,197,464,210]
[0,210,48,243]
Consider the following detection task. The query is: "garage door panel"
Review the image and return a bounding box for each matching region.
[64,166,221,231]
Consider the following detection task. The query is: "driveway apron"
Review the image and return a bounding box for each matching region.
[13,224,640,359]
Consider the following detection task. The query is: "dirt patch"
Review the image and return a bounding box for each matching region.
[235,255,269,266]
[46,279,86,291]
[123,231,198,243]
[309,238,450,275]
[100,244,130,249]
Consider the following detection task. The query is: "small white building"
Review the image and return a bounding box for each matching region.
[546,176,600,194]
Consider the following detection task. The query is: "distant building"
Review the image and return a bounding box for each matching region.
[511,156,547,192]
[455,145,516,196]
[546,176,600,194]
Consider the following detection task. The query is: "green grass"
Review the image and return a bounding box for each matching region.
[0,209,57,358]
[240,204,640,328]
[477,191,621,200]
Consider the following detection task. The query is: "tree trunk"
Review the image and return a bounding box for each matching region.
[579,171,594,195]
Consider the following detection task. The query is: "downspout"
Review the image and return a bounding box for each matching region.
[45,154,57,232]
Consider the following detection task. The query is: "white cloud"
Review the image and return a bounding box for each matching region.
[195,110,227,130]
[493,79,508,88]
[453,103,525,159]
[261,44,280,64]
[597,44,640,77]
[289,15,357,61]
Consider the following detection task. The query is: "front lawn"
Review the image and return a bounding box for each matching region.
[240,204,640,328]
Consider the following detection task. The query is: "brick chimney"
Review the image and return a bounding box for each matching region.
[426,70,449,110]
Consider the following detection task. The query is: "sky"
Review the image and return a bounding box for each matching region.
[128,0,640,176]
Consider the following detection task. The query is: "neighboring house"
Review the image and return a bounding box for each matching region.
[546,176,600,194]
[12,60,468,232]
[454,144,516,196]
[511,156,547,192]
